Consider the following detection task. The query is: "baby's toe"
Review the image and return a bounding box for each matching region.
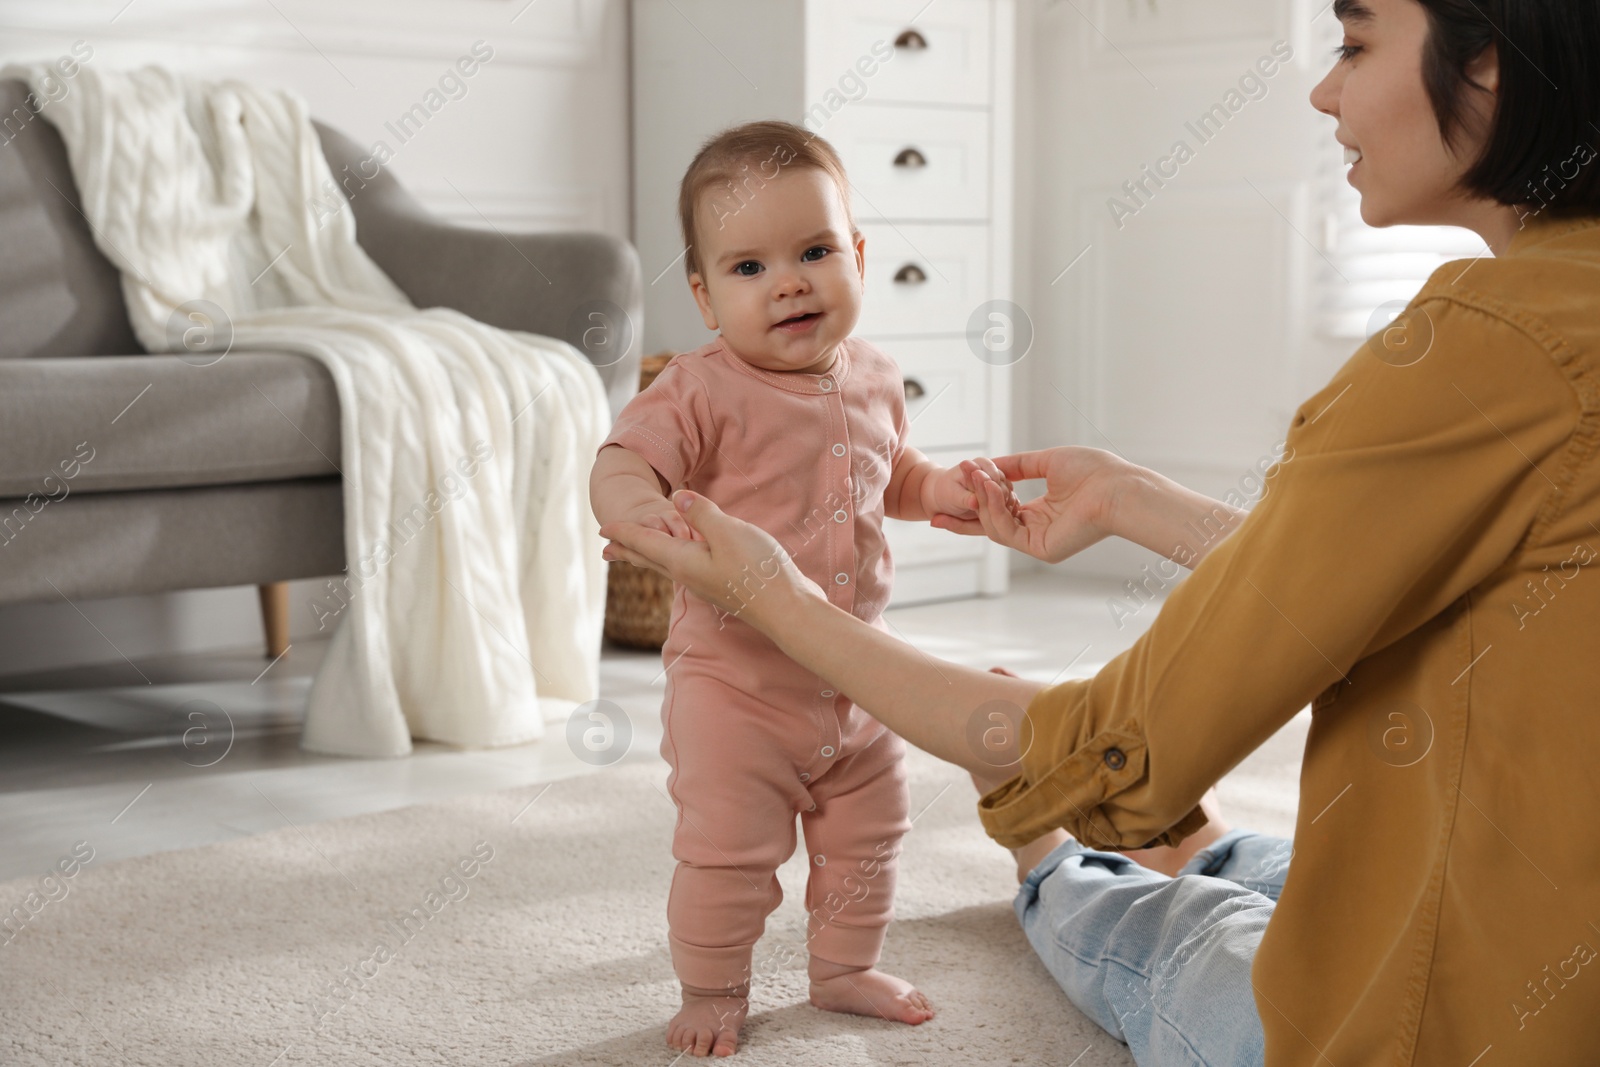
[712,1029,739,1057]
[692,1026,715,1057]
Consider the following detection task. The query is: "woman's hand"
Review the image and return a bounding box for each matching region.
[600,491,824,627]
[930,447,1133,564]
[934,447,1249,569]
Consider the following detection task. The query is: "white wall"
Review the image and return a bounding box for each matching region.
[1010,0,1356,588]
[0,0,630,677]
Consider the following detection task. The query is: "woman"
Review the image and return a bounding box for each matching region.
[603,0,1600,1062]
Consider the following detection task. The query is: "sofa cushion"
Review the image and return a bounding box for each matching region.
[0,78,143,360]
[0,476,345,604]
[0,351,341,498]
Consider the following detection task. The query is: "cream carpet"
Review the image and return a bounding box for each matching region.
[0,733,1303,1066]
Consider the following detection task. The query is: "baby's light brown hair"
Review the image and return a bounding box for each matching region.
[678,120,856,278]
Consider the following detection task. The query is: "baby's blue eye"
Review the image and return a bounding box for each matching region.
[802,246,829,262]
[734,260,762,276]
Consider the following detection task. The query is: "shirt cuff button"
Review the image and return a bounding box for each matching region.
[1103,747,1127,771]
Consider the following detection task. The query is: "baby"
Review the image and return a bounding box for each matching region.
[590,121,1001,1058]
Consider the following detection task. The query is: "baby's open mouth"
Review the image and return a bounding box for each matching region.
[773,311,822,330]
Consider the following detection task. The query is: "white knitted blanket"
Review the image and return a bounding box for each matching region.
[14,65,609,756]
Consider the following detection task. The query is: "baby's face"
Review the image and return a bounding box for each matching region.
[688,167,865,375]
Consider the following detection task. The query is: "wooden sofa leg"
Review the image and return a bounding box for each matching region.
[258,582,290,659]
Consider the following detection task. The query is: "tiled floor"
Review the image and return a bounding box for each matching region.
[0,570,1307,882]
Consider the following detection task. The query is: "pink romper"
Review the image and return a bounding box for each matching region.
[600,335,914,993]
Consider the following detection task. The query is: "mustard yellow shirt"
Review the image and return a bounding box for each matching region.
[979,215,1600,1065]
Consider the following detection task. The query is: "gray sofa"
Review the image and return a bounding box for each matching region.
[0,78,640,654]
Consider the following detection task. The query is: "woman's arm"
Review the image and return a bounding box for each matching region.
[595,446,1246,800]
[1111,466,1250,567]
[762,584,1044,782]
[601,491,1041,780]
[932,448,1249,569]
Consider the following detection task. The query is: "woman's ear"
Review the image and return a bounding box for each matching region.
[1466,41,1500,95]
[1460,43,1500,150]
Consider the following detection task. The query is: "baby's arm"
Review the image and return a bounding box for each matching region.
[885,448,1013,523]
[590,444,695,539]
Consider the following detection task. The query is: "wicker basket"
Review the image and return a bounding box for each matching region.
[603,352,677,649]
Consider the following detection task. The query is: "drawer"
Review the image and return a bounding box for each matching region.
[856,222,991,338]
[874,336,989,452]
[826,105,990,221]
[885,513,986,568]
[804,0,993,108]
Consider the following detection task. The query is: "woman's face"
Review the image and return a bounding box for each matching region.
[1310,0,1499,229]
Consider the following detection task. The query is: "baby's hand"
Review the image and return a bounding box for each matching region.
[958,457,1022,520]
[924,458,1018,521]
[922,464,983,520]
[621,497,697,541]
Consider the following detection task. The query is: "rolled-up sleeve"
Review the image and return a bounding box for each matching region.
[979,292,1580,850]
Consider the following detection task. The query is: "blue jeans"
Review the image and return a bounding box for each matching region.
[1015,830,1292,1067]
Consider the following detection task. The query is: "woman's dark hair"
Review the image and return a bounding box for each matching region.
[1414,0,1600,216]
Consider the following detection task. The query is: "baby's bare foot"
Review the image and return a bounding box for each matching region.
[808,959,935,1025]
[666,983,748,1058]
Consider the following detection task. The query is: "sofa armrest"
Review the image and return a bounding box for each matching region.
[313,122,642,418]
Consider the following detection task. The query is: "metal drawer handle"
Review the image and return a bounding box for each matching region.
[903,377,927,399]
[893,147,927,168]
[894,29,928,50]
[893,264,927,284]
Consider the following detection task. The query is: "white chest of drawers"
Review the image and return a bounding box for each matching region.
[631,0,1016,605]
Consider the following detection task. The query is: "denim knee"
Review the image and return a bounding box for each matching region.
[1013,839,1271,1066]
[1178,830,1293,903]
